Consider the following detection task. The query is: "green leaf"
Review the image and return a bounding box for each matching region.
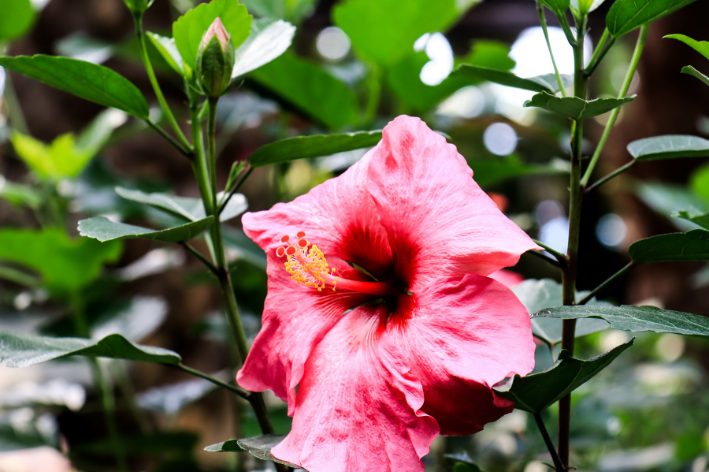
[0,55,149,119]
[240,0,315,23]
[446,452,484,472]
[538,0,570,15]
[512,279,611,345]
[248,131,381,167]
[534,305,709,336]
[495,340,634,413]
[147,33,184,76]
[451,65,573,93]
[524,92,634,120]
[0,332,181,368]
[0,412,56,452]
[232,18,295,78]
[691,163,709,204]
[206,435,299,468]
[222,227,267,268]
[469,156,568,189]
[0,0,35,43]
[571,0,606,14]
[387,41,515,113]
[681,65,709,87]
[628,135,709,161]
[75,432,197,456]
[173,0,252,72]
[333,0,458,66]
[629,229,709,263]
[665,34,709,61]
[0,228,121,293]
[78,216,214,243]
[77,108,127,156]
[115,187,247,222]
[607,0,697,38]
[634,181,708,231]
[249,53,357,130]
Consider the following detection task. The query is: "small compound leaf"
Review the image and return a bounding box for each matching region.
[78,216,214,243]
[628,229,709,263]
[206,435,299,468]
[534,305,709,336]
[682,65,709,87]
[607,0,697,38]
[628,135,709,161]
[495,340,634,413]
[115,187,247,223]
[524,92,634,120]
[173,0,252,72]
[0,332,181,368]
[248,131,382,167]
[665,34,709,61]
[451,65,573,93]
[0,0,36,43]
[147,33,184,76]
[249,53,357,130]
[232,18,296,78]
[0,55,149,119]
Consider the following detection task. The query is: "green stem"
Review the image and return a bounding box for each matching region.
[557,12,577,47]
[528,248,565,268]
[577,262,634,305]
[532,238,568,266]
[181,242,220,277]
[585,160,635,193]
[0,266,40,287]
[203,95,281,453]
[219,167,253,214]
[559,14,587,469]
[176,363,250,399]
[580,24,649,187]
[538,2,567,96]
[133,13,193,155]
[584,28,615,77]
[70,296,127,472]
[146,120,193,158]
[2,73,29,135]
[110,361,150,434]
[534,413,565,471]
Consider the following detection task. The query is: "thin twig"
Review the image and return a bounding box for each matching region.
[180,242,221,277]
[585,160,635,193]
[532,238,569,266]
[538,2,567,96]
[146,120,193,159]
[534,413,566,471]
[528,248,565,268]
[175,363,250,399]
[219,166,253,214]
[577,262,634,305]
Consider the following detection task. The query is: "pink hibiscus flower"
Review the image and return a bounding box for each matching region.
[238,116,539,472]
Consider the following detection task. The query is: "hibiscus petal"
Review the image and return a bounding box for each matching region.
[401,274,535,435]
[242,152,393,278]
[489,269,524,288]
[236,255,371,414]
[272,305,439,472]
[365,115,540,288]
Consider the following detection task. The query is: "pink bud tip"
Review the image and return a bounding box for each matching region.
[203,17,230,52]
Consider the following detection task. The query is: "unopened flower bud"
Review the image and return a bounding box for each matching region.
[196,18,235,98]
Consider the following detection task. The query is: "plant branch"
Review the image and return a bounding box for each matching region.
[584,28,616,77]
[585,160,636,193]
[219,166,253,214]
[577,262,634,306]
[180,242,220,277]
[146,120,193,158]
[534,413,565,471]
[528,248,565,268]
[557,12,577,47]
[176,363,250,399]
[580,24,649,187]
[133,13,193,156]
[532,238,569,266]
[559,13,587,469]
[0,266,40,287]
[538,2,567,97]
